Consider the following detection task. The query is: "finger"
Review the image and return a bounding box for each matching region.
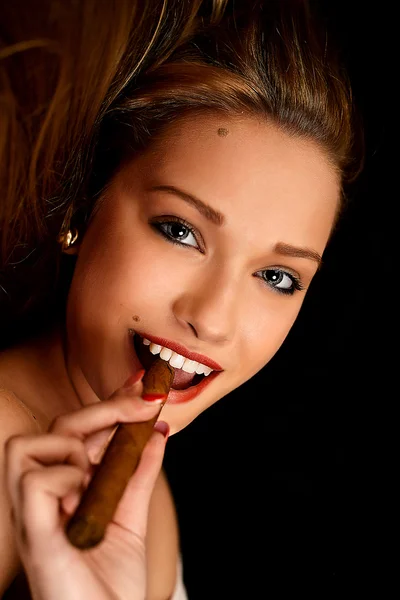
[5,434,89,509]
[113,422,169,538]
[83,427,117,465]
[16,465,85,552]
[50,395,162,442]
[62,469,93,516]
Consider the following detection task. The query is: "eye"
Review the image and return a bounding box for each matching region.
[150,216,204,252]
[256,268,304,296]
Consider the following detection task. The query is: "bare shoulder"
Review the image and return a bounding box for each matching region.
[0,388,40,597]
[146,468,180,600]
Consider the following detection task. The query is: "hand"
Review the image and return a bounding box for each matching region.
[5,376,169,600]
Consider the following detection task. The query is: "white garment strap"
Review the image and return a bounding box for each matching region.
[170,555,189,600]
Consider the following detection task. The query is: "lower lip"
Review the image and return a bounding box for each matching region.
[166,370,220,404]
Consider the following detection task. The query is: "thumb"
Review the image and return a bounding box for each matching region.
[112,422,170,537]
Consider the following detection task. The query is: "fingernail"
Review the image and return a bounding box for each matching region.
[142,393,167,404]
[154,421,170,438]
[122,370,145,389]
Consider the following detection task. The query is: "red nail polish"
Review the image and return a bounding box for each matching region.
[154,421,170,438]
[142,393,168,403]
[123,370,145,389]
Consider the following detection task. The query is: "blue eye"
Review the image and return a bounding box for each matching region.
[256,269,304,296]
[151,216,203,251]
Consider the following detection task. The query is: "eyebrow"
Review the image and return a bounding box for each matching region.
[273,242,323,267]
[150,184,322,267]
[149,185,225,226]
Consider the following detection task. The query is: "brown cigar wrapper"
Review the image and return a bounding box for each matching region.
[65,358,174,549]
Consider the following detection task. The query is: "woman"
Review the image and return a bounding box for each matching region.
[0,0,362,597]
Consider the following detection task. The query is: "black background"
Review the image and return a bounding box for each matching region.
[164,2,394,597]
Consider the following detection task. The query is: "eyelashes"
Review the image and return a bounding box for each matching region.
[254,269,304,296]
[151,215,204,253]
[150,215,305,296]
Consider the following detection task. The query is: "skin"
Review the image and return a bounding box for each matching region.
[0,111,341,598]
[61,112,339,434]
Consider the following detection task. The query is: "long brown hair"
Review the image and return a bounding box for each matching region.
[0,0,363,348]
[0,0,229,256]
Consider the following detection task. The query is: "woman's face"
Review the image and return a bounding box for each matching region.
[66,113,339,434]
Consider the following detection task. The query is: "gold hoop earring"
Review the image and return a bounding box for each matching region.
[58,228,79,251]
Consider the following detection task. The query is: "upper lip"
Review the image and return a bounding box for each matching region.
[136,332,223,371]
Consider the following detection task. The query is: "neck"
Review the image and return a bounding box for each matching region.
[0,323,85,429]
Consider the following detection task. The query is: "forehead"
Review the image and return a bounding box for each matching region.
[130,113,340,253]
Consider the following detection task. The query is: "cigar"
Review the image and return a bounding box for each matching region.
[65,358,174,549]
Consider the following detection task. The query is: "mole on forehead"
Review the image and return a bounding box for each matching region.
[217,127,229,137]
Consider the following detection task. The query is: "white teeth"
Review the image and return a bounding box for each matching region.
[169,352,185,369]
[195,364,212,376]
[182,359,198,373]
[143,338,214,375]
[149,343,162,355]
[160,347,173,361]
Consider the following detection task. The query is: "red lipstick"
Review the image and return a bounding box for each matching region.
[166,370,220,404]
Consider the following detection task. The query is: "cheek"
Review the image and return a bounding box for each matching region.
[67,223,186,333]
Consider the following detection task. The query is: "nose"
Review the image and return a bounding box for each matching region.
[172,264,241,344]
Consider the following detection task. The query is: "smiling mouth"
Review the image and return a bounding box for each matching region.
[133,334,209,390]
